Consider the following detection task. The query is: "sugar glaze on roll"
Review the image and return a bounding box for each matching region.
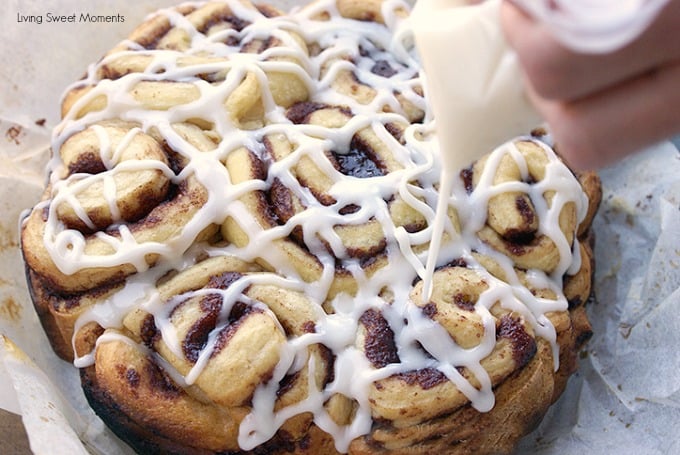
[21,0,602,453]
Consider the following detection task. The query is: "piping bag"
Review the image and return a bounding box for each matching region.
[411,0,670,298]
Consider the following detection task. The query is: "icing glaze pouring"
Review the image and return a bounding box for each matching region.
[410,0,541,298]
[19,0,601,453]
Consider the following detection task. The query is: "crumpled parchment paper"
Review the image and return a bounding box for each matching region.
[515,142,680,455]
[1,0,679,453]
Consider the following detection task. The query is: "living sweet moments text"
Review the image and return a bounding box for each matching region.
[17,12,125,25]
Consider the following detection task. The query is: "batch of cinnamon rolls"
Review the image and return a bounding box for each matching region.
[20,0,602,453]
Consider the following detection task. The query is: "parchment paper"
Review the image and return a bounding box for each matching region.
[1,0,679,453]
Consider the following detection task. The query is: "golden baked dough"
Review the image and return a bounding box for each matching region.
[21,0,601,454]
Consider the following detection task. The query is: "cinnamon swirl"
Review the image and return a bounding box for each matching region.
[21,0,601,454]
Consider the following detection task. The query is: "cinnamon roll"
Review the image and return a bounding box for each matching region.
[21,0,601,454]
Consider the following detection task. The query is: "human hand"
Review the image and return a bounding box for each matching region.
[501,0,680,169]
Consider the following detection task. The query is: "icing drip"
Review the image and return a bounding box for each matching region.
[37,0,590,452]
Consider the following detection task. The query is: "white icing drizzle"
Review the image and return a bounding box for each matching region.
[38,0,591,452]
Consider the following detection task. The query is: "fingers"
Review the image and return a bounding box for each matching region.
[528,61,680,170]
[501,0,680,101]
[501,0,680,169]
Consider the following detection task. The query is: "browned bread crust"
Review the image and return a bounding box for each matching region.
[21,1,601,453]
